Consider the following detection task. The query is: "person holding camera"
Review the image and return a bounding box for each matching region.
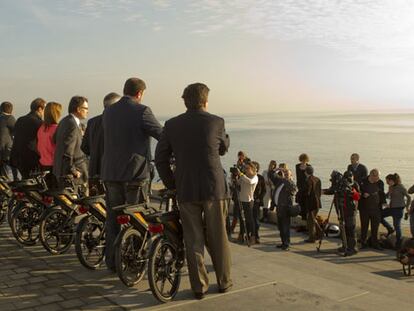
[323,171,360,256]
[230,151,251,233]
[359,169,386,250]
[304,166,322,243]
[252,161,266,244]
[261,160,277,222]
[271,169,297,251]
[407,185,414,239]
[381,173,411,249]
[236,162,258,245]
[155,83,232,299]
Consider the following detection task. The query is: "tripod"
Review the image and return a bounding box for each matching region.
[315,193,348,256]
[231,178,251,247]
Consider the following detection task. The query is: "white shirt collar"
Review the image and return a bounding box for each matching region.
[71,114,81,127]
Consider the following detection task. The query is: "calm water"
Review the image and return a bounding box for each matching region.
[156,111,414,226]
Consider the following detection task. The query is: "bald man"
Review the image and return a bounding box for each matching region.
[358,169,386,250]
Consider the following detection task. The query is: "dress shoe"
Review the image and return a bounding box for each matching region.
[194,292,205,300]
[219,284,233,294]
[281,245,290,251]
[276,244,284,248]
[386,228,395,237]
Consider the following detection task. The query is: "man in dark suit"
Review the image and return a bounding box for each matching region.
[347,153,368,186]
[81,92,120,193]
[155,83,232,299]
[53,96,89,187]
[304,166,322,243]
[10,98,45,178]
[0,102,17,179]
[102,78,163,271]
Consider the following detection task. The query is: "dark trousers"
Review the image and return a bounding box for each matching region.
[252,201,261,238]
[239,201,254,237]
[306,209,318,241]
[359,206,381,246]
[104,181,144,270]
[344,214,357,250]
[381,207,404,245]
[180,200,232,294]
[277,207,291,246]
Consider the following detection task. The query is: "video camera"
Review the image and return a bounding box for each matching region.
[229,158,252,179]
[330,170,354,194]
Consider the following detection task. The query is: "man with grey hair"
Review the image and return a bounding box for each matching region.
[81,92,121,181]
[359,168,386,250]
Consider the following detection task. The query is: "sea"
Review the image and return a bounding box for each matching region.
[156,111,414,227]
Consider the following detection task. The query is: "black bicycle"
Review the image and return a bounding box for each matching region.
[39,177,83,254]
[113,201,154,287]
[9,174,50,246]
[0,176,13,225]
[75,194,107,269]
[146,190,185,303]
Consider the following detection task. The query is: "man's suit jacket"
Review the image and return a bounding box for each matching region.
[155,109,230,203]
[0,113,16,162]
[305,175,322,211]
[102,96,163,182]
[10,112,42,174]
[53,115,88,183]
[81,114,103,178]
[347,163,368,186]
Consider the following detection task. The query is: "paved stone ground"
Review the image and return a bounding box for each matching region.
[1,216,414,311]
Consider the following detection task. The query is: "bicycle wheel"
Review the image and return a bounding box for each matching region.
[148,238,182,303]
[7,198,18,226]
[75,215,105,269]
[10,202,42,246]
[40,207,75,255]
[0,196,8,224]
[115,227,147,287]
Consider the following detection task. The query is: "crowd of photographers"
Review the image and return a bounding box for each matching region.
[229,151,414,257]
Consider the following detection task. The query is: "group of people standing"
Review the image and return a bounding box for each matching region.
[229,152,414,254]
[1,78,233,300]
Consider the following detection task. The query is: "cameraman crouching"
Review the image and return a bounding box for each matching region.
[323,171,361,256]
[235,162,258,245]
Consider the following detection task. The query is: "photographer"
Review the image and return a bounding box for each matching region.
[261,160,277,222]
[270,169,297,251]
[252,161,266,244]
[230,151,251,233]
[235,162,258,245]
[323,171,360,256]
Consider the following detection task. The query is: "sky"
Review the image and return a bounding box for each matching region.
[1,0,414,118]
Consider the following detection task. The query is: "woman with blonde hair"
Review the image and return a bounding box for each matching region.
[37,102,62,171]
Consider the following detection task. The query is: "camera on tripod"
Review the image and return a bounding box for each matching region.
[330,170,354,194]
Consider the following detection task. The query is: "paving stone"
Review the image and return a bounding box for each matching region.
[58,298,86,309]
[12,298,43,310]
[38,294,64,305]
[28,277,48,284]
[6,279,27,287]
[9,273,30,280]
[13,268,31,274]
[34,303,63,311]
